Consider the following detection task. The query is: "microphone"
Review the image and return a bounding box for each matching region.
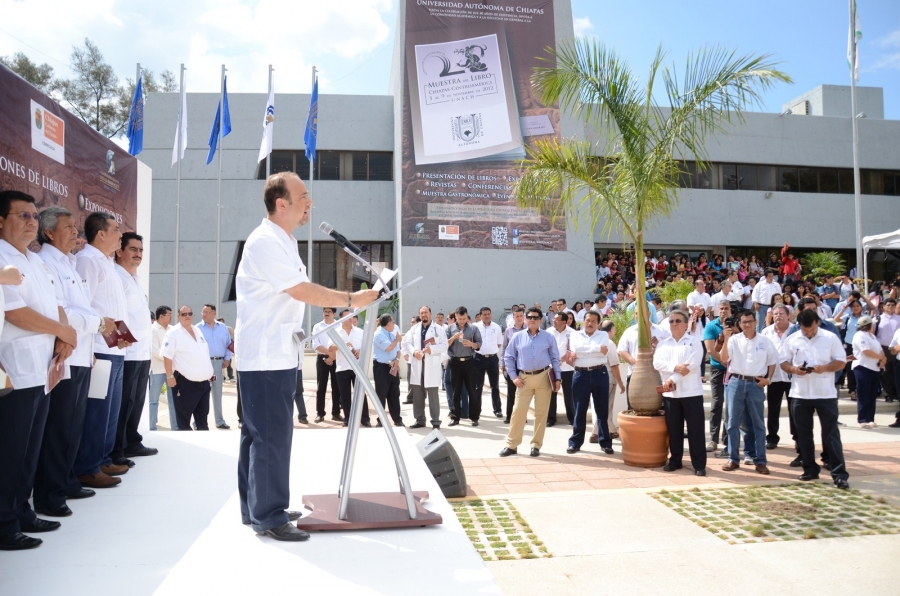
[319,222,362,255]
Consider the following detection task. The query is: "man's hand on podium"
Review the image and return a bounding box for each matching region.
[351,289,379,308]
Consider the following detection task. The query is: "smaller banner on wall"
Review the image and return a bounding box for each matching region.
[0,64,138,244]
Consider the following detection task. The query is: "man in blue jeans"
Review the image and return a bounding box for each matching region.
[719,311,778,475]
[74,212,131,488]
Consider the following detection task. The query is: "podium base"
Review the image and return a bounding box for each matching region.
[298,491,442,531]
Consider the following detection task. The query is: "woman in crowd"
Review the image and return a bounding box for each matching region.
[748,255,762,275]
[851,315,885,428]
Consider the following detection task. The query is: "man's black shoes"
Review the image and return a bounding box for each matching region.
[34,504,72,517]
[448,419,460,427]
[499,447,517,457]
[21,519,60,533]
[260,523,309,542]
[530,447,539,457]
[124,446,158,457]
[67,488,95,499]
[0,533,42,550]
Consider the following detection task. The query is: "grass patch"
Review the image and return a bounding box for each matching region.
[452,499,551,561]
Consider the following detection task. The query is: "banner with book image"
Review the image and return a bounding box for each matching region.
[400,0,565,251]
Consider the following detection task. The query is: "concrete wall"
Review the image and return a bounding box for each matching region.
[783,85,884,119]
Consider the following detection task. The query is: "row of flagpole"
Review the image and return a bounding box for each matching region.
[125,63,319,312]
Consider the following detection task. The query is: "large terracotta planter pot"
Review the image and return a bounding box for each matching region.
[629,347,662,414]
[618,411,669,468]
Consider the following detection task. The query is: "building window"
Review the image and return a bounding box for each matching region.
[257,150,393,181]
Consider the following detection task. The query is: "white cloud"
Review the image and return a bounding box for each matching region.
[875,29,900,48]
[872,29,900,70]
[0,0,393,93]
[573,16,593,37]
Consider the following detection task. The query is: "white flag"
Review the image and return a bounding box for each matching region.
[257,71,274,163]
[847,0,862,81]
[171,74,188,166]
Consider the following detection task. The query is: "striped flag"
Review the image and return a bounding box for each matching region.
[257,71,274,163]
[847,0,862,80]
[171,73,188,166]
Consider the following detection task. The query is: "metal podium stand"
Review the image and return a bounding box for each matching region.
[297,264,442,531]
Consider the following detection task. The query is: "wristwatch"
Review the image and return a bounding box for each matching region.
[98,319,107,334]
[347,292,352,308]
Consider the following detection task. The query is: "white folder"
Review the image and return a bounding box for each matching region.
[87,359,112,399]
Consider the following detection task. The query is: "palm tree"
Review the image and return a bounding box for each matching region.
[514,40,790,414]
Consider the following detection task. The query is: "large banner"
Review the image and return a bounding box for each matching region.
[0,65,137,248]
[401,0,565,250]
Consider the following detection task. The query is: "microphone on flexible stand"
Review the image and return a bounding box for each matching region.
[319,222,362,255]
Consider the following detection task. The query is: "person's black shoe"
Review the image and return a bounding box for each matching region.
[410,422,425,429]
[823,462,833,472]
[361,421,372,428]
[889,420,900,428]
[113,457,136,468]
[790,456,803,467]
[471,420,479,427]
[547,421,556,427]
[602,447,614,455]
[34,504,72,517]
[21,518,61,533]
[376,420,383,427]
[530,447,539,457]
[0,532,42,551]
[332,414,344,422]
[314,415,324,423]
[299,417,308,424]
[448,419,460,427]
[494,411,503,418]
[714,449,729,459]
[499,447,517,457]
[217,423,231,430]
[287,510,304,521]
[566,446,578,454]
[124,446,158,457]
[260,523,310,542]
[766,442,778,450]
[695,469,707,477]
[432,424,440,430]
[886,396,895,403]
[798,473,820,482]
[834,478,850,490]
[663,463,683,472]
[67,488,95,499]
[341,423,348,427]
[502,418,510,424]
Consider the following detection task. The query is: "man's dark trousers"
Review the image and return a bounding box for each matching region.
[237,368,294,532]
[337,369,370,424]
[766,381,793,447]
[708,367,727,445]
[549,370,575,425]
[373,361,402,424]
[315,354,341,417]
[474,354,501,414]
[504,371,517,421]
[570,368,610,450]
[172,373,211,431]
[450,357,480,422]
[294,370,308,420]
[112,359,151,461]
[34,366,91,510]
[0,386,49,536]
[791,398,849,482]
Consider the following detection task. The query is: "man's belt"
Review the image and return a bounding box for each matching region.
[210,357,225,360]
[519,366,549,375]
[731,373,763,382]
[475,353,498,358]
[575,365,606,372]
[452,356,473,361]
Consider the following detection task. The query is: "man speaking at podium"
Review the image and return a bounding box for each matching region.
[236,172,377,542]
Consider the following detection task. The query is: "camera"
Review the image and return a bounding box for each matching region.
[724,316,739,328]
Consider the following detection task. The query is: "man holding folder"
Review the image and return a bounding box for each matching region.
[500,307,561,458]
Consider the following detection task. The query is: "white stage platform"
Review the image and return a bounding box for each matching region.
[0,427,499,595]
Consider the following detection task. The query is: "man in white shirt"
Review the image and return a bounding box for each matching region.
[727,270,744,300]
[547,312,575,426]
[33,207,115,516]
[402,306,448,429]
[686,279,711,318]
[112,232,157,464]
[161,306,214,430]
[653,309,706,476]
[709,280,732,314]
[474,307,504,419]
[779,309,850,489]
[751,269,782,332]
[312,307,342,423]
[332,309,369,427]
[760,304,794,451]
[889,327,900,428]
[875,298,899,403]
[719,310,778,474]
[74,212,132,487]
[149,306,175,430]
[592,294,611,316]
[0,191,77,550]
[594,320,626,441]
[235,173,376,541]
[566,312,613,455]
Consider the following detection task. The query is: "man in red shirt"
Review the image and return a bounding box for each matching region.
[781,243,800,284]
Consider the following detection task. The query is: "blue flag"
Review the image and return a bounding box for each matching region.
[304,78,318,163]
[126,75,143,156]
[206,76,233,165]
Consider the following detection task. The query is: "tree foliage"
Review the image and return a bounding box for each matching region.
[0,51,54,93]
[803,251,846,281]
[513,39,790,349]
[3,39,176,140]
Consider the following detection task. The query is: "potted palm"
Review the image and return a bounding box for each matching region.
[513,39,789,466]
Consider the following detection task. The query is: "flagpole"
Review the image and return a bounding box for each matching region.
[175,63,184,309]
[307,65,316,337]
[849,0,863,291]
[216,64,226,313]
[267,65,272,178]
[136,63,141,95]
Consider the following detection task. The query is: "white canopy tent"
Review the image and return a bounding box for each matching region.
[862,229,900,294]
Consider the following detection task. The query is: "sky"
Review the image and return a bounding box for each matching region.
[0,0,898,118]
